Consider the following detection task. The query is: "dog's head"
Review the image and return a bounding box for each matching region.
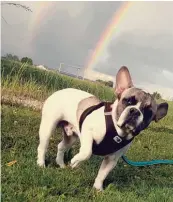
[114,66,168,138]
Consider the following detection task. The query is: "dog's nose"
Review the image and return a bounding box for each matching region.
[129,108,140,117]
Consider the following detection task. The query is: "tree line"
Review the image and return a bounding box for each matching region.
[2,53,33,65]
[96,79,114,88]
[96,79,163,100]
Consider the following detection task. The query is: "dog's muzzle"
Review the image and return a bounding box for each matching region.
[117,107,141,131]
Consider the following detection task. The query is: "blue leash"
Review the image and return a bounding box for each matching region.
[122,155,173,167]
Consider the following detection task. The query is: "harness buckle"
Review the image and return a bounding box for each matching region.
[113,136,122,143]
[104,112,112,116]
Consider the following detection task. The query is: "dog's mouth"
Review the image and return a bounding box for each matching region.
[117,115,141,136]
[117,107,142,135]
[117,119,145,139]
[117,122,135,134]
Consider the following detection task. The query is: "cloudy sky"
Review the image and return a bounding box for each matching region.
[1,1,173,100]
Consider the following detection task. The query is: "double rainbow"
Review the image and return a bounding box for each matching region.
[29,2,132,76]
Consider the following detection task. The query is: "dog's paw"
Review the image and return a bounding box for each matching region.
[70,156,81,168]
[56,158,66,168]
[37,160,45,168]
[58,164,66,168]
[70,160,79,169]
[93,181,103,192]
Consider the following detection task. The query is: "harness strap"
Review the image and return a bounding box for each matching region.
[78,101,133,156]
[104,102,115,135]
[79,102,105,132]
[78,100,173,165]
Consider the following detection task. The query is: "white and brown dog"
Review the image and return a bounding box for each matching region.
[37,66,168,191]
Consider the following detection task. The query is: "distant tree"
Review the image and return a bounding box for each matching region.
[3,53,20,61]
[96,79,113,87]
[96,79,103,84]
[152,91,162,100]
[96,79,105,86]
[21,57,33,65]
[13,55,20,61]
[106,81,113,88]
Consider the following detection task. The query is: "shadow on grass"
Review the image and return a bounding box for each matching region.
[45,147,79,168]
[44,131,173,192]
[103,163,173,194]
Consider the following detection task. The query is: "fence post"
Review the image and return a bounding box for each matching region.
[77,67,80,78]
[58,63,84,79]
[59,63,64,73]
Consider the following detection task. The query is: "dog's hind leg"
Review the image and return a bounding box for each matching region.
[37,117,57,167]
[56,130,77,168]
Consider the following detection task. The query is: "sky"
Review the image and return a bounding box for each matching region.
[1,1,173,100]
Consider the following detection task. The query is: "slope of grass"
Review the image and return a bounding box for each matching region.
[1,58,173,201]
[1,103,173,202]
[1,59,115,102]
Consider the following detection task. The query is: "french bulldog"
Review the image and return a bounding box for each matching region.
[37,66,168,191]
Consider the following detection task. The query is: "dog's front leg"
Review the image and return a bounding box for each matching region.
[93,153,118,191]
[93,144,131,191]
[70,128,93,168]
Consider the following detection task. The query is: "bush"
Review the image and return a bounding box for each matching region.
[21,57,33,65]
[2,53,20,61]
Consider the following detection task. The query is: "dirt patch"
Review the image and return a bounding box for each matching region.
[1,94,43,111]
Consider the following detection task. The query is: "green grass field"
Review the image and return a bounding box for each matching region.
[1,59,115,102]
[1,59,173,202]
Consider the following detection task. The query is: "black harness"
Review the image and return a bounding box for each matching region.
[79,102,134,156]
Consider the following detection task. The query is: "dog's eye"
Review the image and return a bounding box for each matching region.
[123,96,136,106]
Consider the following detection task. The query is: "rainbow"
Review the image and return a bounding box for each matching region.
[84,1,132,76]
[28,2,55,43]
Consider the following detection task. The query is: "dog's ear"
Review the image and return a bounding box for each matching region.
[115,66,133,99]
[154,102,168,122]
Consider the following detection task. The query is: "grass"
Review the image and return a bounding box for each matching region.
[1,103,173,202]
[1,58,173,201]
[1,59,115,102]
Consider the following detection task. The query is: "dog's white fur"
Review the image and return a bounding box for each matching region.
[117,102,143,129]
[37,88,131,190]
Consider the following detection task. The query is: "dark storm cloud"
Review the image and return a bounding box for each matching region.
[1,1,173,98]
[31,1,122,68]
[95,31,173,88]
